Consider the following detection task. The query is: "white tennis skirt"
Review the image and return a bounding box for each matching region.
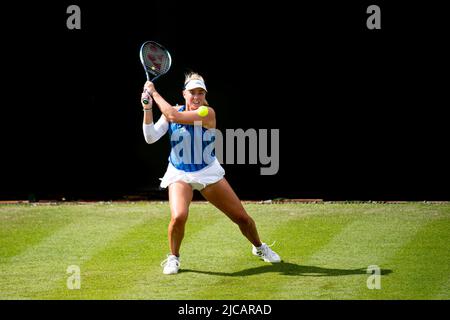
[159,158,225,191]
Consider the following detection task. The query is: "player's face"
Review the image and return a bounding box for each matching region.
[184,88,206,110]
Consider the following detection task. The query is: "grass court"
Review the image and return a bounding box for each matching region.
[1,202,449,299]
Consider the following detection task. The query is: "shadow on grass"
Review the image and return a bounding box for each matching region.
[180,262,393,277]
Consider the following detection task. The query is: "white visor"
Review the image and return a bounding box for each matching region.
[184,79,207,92]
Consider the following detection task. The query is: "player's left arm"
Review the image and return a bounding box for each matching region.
[170,107,215,128]
[144,81,215,128]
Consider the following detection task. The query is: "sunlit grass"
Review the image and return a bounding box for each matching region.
[1,202,449,299]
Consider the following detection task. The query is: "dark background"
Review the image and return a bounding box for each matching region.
[1,1,448,201]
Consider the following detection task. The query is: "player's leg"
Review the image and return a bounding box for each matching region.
[200,178,281,263]
[162,181,193,275]
[200,178,262,246]
[168,181,193,256]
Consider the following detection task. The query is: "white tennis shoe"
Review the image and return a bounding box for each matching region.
[252,242,281,263]
[161,254,180,275]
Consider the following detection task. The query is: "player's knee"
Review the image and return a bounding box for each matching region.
[235,214,254,228]
[171,213,188,226]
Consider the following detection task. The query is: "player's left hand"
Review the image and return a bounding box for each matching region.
[144,81,156,96]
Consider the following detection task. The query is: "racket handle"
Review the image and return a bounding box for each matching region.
[142,89,150,104]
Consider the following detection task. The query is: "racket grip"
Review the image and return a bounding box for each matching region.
[142,89,150,104]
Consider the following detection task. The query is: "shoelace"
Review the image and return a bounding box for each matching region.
[160,255,180,267]
[258,241,277,254]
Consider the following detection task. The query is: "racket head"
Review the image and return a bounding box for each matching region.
[139,41,172,80]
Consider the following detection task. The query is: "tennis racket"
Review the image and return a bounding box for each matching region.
[139,41,172,104]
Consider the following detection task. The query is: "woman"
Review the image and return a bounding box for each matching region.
[141,72,281,274]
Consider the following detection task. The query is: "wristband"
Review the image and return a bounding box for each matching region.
[143,108,152,112]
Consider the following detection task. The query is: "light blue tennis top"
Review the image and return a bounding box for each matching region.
[168,105,216,172]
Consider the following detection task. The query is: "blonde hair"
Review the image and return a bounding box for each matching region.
[184,72,205,85]
[184,71,209,106]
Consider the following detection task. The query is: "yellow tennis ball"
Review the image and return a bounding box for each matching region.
[197,106,209,117]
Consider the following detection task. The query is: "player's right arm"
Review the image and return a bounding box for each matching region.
[141,93,169,144]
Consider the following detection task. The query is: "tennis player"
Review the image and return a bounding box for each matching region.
[141,72,281,274]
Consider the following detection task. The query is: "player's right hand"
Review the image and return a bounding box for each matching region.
[141,90,153,107]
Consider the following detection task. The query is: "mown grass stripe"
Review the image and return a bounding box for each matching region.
[275,204,433,299]
[0,206,78,262]
[379,217,450,299]
[0,204,157,299]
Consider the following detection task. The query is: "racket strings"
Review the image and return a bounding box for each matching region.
[142,44,171,75]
